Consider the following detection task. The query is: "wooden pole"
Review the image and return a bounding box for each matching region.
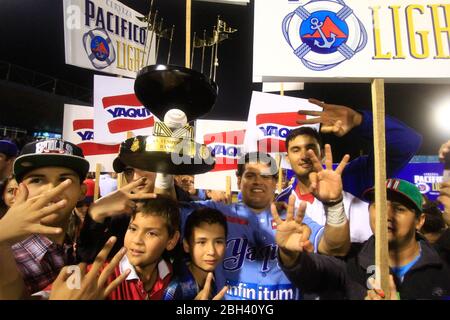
[371,78,390,297]
[94,163,101,201]
[117,173,124,189]
[226,176,231,203]
[185,0,191,68]
[117,131,134,189]
[277,83,285,193]
[276,154,283,193]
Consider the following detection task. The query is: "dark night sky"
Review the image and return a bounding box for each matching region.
[0,0,449,159]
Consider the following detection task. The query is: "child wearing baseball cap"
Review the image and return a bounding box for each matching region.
[0,139,89,297]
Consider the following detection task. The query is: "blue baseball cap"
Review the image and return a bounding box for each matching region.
[0,140,18,158]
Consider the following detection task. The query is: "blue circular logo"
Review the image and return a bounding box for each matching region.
[416,182,430,194]
[300,11,349,54]
[90,36,110,61]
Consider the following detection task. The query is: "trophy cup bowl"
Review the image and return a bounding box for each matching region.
[117,64,218,175]
[134,64,218,121]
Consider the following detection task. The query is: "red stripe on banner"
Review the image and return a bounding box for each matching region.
[107,117,155,134]
[211,161,239,172]
[102,93,143,108]
[226,216,248,225]
[258,139,286,153]
[78,142,120,156]
[256,112,305,126]
[73,119,93,131]
[204,129,246,145]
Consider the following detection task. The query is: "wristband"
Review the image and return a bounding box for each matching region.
[324,199,347,227]
[155,173,174,190]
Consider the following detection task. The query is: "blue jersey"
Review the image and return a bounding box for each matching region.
[163,261,218,300]
[180,201,324,300]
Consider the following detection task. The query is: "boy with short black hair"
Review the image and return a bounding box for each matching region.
[105,196,181,300]
[165,207,228,300]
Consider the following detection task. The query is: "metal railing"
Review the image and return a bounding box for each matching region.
[0,60,92,103]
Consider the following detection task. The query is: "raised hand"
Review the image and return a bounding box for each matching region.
[194,272,228,300]
[207,190,232,205]
[438,140,450,163]
[49,236,130,300]
[271,194,313,254]
[438,181,450,226]
[306,144,349,203]
[297,98,363,137]
[89,177,156,223]
[0,180,73,245]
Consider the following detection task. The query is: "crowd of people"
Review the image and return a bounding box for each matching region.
[0,100,449,300]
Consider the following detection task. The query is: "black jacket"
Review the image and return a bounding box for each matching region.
[434,228,450,267]
[280,236,450,300]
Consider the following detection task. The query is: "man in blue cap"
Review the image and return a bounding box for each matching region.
[0,140,18,180]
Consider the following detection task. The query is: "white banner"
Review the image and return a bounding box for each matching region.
[93,75,157,143]
[63,0,155,78]
[262,82,304,92]
[243,91,321,169]
[195,120,247,192]
[63,104,120,172]
[195,0,249,5]
[253,0,450,82]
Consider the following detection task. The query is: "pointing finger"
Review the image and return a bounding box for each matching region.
[32,179,72,210]
[306,149,323,172]
[270,203,283,226]
[335,154,350,175]
[324,144,333,170]
[122,177,147,192]
[13,183,29,205]
[213,286,228,300]
[286,194,296,221]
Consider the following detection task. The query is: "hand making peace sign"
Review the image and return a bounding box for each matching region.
[306,144,350,204]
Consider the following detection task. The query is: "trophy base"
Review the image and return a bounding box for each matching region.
[134,64,218,121]
[118,136,215,175]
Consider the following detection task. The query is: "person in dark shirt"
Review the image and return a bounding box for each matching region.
[77,157,193,263]
[275,178,450,300]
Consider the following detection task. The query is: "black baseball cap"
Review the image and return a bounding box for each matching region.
[14,139,90,182]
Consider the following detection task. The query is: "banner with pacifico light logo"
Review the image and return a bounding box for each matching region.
[243,91,321,169]
[194,120,247,192]
[395,161,445,203]
[253,0,450,83]
[63,0,155,78]
[93,75,157,143]
[63,104,120,172]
